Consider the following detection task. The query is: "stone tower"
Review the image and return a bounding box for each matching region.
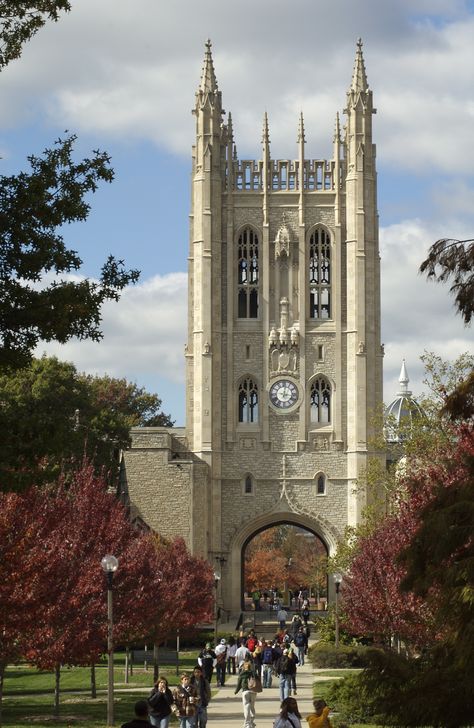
[122,40,383,614]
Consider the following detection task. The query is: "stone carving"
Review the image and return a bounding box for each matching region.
[275,223,291,259]
[357,341,366,355]
[269,297,299,376]
[203,341,211,355]
[240,437,256,450]
[314,437,329,451]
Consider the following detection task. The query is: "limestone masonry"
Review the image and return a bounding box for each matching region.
[121,40,384,614]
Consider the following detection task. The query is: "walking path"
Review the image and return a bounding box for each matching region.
[206,657,315,727]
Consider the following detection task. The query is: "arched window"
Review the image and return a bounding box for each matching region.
[244,475,254,495]
[316,474,326,495]
[238,377,259,423]
[310,377,331,424]
[238,227,259,318]
[309,227,331,319]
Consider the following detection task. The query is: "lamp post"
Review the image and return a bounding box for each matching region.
[213,571,221,644]
[333,572,342,649]
[101,555,118,726]
[284,557,293,608]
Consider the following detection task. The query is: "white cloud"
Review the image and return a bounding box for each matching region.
[36,272,187,385]
[380,219,473,404]
[1,0,474,170]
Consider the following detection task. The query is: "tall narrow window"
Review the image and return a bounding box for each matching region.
[310,377,331,424]
[244,475,253,494]
[238,227,259,318]
[238,378,259,423]
[317,474,326,495]
[309,227,331,319]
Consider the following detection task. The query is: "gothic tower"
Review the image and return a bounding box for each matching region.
[123,40,383,614]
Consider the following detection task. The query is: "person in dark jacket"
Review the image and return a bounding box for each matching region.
[197,642,216,683]
[121,700,153,728]
[148,677,174,728]
[190,666,211,728]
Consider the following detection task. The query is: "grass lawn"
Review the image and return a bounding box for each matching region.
[1,652,198,728]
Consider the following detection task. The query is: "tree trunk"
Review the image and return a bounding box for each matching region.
[54,664,60,715]
[0,661,6,727]
[90,664,97,699]
[153,643,159,683]
[124,647,129,684]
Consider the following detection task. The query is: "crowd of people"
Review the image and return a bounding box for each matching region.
[121,616,332,728]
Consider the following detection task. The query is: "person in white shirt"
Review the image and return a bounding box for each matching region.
[214,638,227,686]
[235,640,251,671]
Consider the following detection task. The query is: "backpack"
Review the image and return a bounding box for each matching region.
[262,646,274,664]
[294,633,305,646]
[247,637,257,652]
[278,656,289,674]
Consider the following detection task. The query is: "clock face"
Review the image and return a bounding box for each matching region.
[269,379,299,410]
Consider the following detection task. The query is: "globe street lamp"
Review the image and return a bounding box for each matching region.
[333,572,343,649]
[101,555,119,726]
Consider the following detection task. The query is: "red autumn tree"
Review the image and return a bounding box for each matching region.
[341,507,436,647]
[0,487,68,723]
[148,536,215,645]
[25,463,162,712]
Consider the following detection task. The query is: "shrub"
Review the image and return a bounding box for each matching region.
[309,642,376,668]
[327,673,379,724]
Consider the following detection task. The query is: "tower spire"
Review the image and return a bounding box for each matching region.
[199,39,219,94]
[297,111,305,143]
[262,111,270,149]
[350,38,369,93]
[397,360,411,395]
[333,111,341,143]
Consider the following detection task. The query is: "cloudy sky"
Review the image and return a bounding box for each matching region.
[1,0,473,423]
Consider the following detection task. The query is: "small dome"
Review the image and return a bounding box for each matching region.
[385,361,424,443]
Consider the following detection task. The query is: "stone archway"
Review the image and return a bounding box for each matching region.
[226,509,339,614]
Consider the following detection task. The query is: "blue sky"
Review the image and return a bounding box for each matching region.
[1,0,473,423]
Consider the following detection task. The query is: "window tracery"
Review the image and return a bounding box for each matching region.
[309,227,331,319]
[238,227,259,318]
[238,377,259,423]
[310,377,331,424]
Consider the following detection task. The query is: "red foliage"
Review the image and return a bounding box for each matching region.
[340,432,473,646]
[148,536,215,643]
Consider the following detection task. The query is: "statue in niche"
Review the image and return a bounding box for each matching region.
[275,224,291,259]
[203,341,211,355]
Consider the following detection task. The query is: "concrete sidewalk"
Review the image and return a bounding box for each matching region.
[206,658,315,727]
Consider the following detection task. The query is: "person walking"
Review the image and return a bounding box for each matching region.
[235,639,251,671]
[214,638,227,686]
[226,636,237,675]
[275,649,292,702]
[261,640,275,688]
[147,677,174,728]
[274,697,303,728]
[277,606,288,630]
[197,643,216,684]
[190,666,211,728]
[293,627,308,666]
[172,673,199,728]
[234,659,257,728]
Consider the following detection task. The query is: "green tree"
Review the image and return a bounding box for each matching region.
[0,134,140,369]
[0,6,140,369]
[0,356,173,491]
[0,1,71,70]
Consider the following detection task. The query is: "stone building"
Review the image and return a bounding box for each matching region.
[121,40,384,614]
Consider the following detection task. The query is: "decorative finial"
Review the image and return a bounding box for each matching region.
[333,111,341,143]
[297,111,306,144]
[350,37,369,93]
[262,111,270,148]
[199,38,219,94]
[398,359,411,395]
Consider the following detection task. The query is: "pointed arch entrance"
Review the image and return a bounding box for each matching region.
[227,509,339,613]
